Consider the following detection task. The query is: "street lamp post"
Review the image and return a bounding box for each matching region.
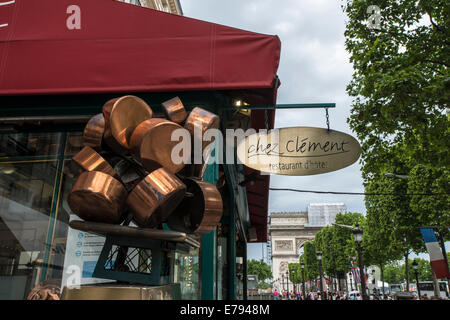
[413,260,420,299]
[286,270,289,295]
[301,262,306,297]
[348,272,353,291]
[353,223,367,300]
[352,256,358,290]
[317,250,324,298]
[292,267,296,295]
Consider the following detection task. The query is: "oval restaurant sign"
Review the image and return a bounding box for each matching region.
[236,127,361,176]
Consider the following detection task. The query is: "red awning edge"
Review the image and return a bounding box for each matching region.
[0,0,280,96]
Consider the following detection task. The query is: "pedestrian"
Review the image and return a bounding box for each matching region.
[273,289,279,300]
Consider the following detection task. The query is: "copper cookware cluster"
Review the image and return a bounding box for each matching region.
[68,95,223,234]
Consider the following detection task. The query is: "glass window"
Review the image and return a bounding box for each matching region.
[0,132,80,300]
[64,132,84,156]
[174,247,200,300]
[0,133,63,158]
[216,235,227,300]
[0,160,58,299]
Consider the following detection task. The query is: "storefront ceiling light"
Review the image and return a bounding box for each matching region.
[0,163,15,175]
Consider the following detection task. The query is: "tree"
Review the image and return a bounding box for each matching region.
[384,258,433,283]
[342,0,449,177]
[408,164,450,231]
[288,263,302,289]
[342,0,449,285]
[314,212,365,291]
[303,241,318,285]
[247,259,272,287]
[363,179,403,294]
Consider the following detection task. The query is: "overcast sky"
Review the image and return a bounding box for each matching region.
[182,0,366,261]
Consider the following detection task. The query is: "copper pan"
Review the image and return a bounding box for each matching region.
[68,171,127,224]
[70,146,118,179]
[184,107,220,151]
[130,118,187,174]
[167,178,223,235]
[102,96,153,154]
[83,113,105,150]
[161,97,187,124]
[126,167,186,228]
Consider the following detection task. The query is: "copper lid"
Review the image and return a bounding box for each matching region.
[68,171,127,224]
[126,167,186,228]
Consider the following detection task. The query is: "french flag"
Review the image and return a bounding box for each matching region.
[420,228,450,279]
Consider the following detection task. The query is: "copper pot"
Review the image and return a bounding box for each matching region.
[129,118,187,174]
[83,113,105,150]
[102,96,153,154]
[70,146,118,178]
[167,178,223,234]
[184,107,220,151]
[68,171,127,224]
[126,167,186,228]
[161,97,187,124]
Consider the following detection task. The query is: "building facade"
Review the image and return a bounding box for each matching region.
[268,211,320,291]
[306,203,346,227]
[119,0,183,15]
[269,203,347,291]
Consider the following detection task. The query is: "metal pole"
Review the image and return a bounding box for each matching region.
[415,270,421,299]
[286,272,290,295]
[357,244,368,300]
[302,268,306,297]
[318,260,324,297]
[437,230,450,297]
[348,272,353,291]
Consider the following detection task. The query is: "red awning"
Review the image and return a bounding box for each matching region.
[0,0,280,242]
[0,0,280,95]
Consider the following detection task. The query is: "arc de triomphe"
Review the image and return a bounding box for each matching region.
[268,211,321,291]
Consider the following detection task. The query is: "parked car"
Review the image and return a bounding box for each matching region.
[392,291,415,300]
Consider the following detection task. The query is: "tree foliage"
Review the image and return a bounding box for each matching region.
[342,0,450,270]
[342,0,449,177]
[384,258,433,283]
[247,259,272,284]
[302,241,318,281]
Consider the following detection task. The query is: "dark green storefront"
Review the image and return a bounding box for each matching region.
[0,90,276,300]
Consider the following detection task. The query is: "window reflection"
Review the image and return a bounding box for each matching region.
[174,247,200,300]
[0,133,62,158]
[0,161,57,299]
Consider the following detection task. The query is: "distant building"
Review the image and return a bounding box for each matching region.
[269,203,347,290]
[118,0,183,15]
[306,203,346,227]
